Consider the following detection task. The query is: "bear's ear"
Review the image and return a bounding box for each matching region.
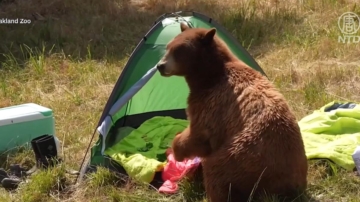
[203,28,216,44]
[180,22,189,32]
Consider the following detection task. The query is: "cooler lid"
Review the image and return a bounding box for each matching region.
[0,103,53,126]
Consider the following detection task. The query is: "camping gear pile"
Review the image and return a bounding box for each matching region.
[0,103,65,190]
[0,134,61,190]
[0,134,79,190]
[102,116,201,193]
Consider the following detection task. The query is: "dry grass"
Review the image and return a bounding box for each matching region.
[0,0,360,201]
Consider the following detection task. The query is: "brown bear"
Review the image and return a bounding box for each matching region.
[156,22,308,202]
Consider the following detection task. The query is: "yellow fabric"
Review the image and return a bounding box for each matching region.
[300,101,360,170]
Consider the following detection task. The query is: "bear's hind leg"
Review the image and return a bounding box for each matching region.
[204,182,229,202]
[203,176,249,202]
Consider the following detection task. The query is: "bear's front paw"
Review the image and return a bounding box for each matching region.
[172,135,186,162]
[173,151,186,162]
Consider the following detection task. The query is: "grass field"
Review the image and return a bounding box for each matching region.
[1,0,360,201]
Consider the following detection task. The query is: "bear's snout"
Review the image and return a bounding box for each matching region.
[156,63,165,72]
[156,61,174,77]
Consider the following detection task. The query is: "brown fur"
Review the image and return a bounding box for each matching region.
[157,22,308,202]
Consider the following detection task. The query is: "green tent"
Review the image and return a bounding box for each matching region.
[77,11,267,182]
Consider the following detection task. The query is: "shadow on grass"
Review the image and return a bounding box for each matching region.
[180,163,320,202]
[0,0,154,67]
[0,0,302,69]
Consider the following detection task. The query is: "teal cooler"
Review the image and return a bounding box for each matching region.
[0,103,56,153]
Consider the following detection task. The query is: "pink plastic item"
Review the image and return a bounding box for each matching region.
[158,148,201,194]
